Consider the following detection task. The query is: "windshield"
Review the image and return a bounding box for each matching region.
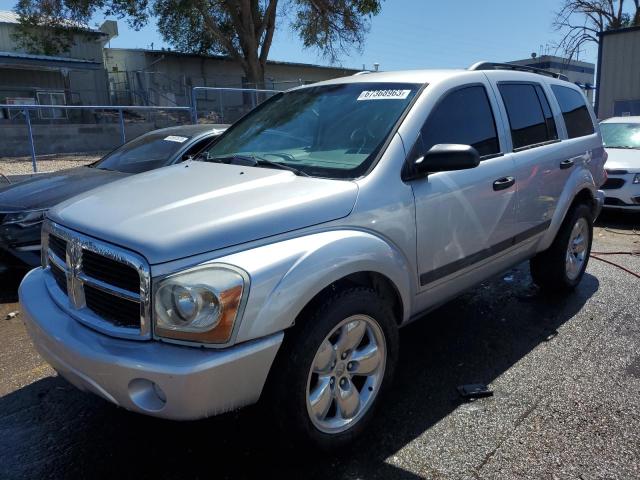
[203,82,421,178]
[600,123,640,149]
[95,132,194,173]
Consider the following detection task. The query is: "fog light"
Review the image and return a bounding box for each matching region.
[128,378,166,412]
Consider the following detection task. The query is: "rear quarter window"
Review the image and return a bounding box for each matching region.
[550,85,595,139]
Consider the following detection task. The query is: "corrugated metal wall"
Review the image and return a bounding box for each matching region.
[0,22,104,61]
[598,28,640,119]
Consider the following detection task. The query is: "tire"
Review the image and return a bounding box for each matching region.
[266,286,399,450]
[530,203,593,291]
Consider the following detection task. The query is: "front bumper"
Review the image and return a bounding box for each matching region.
[19,268,283,420]
[602,174,640,210]
[0,222,42,268]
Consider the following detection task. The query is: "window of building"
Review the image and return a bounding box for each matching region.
[36,91,67,120]
[550,85,594,138]
[499,83,555,150]
[416,85,500,159]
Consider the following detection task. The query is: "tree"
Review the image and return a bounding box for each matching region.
[12,0,94,56]
[13,0,383,86]
[553,0,640,59]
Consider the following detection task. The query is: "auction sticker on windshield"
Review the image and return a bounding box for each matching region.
[164,135,189,143]
[357,89,412,101]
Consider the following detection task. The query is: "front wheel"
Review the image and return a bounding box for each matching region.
[530,203,593,291]
[267,287,399,449]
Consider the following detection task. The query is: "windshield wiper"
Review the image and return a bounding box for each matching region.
[206,154,309,177]
[254,156,310,177]
[606,145,640,149]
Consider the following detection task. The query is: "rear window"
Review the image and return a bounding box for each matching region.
[499,83,558,150]
[550,85,595,139]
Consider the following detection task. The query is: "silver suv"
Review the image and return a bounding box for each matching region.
[20,63,606,448]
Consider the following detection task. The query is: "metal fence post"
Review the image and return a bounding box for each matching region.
[24,108,37,173]
[191,88,198,123]
[118,109,126,144]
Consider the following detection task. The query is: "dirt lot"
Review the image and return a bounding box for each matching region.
[0,211,639,480]
[0,153,103,178]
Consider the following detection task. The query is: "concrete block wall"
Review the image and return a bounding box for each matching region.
[1,122,156,157]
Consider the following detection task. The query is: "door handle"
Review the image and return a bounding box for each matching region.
[560,159,575,170]
[493,176,515,191]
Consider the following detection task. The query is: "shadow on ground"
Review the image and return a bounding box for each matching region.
[596,209,640,230]
[0,267,25,304]
[0,262,599,479]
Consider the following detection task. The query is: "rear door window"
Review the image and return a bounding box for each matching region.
[550,85,595,139]
[416,85,500,159]
[498,83,557,150]
[534,85,558,141]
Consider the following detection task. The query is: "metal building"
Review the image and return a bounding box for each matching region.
[596,26,640,119]
[507,55,595,102]
[0,11,116,112]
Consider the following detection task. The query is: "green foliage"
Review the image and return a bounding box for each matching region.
[11,0,384,82]
[12,0,89,55]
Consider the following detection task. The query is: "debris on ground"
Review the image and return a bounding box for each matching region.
[5,310,20,320]
[457,383,494,400]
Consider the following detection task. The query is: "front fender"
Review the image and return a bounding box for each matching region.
[538,167,597,252]
[215,230,414,344]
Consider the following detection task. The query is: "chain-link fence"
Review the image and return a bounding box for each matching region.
[0,87,277,174]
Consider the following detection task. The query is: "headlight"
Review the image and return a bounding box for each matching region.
[154,265,247,344]
[633,174,640,185]
[2,209,47,227]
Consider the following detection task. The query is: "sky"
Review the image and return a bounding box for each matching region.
[0,0,599,69]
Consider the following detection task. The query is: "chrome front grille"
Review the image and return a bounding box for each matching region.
[42,220,151,340]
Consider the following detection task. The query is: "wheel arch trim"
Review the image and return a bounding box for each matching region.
[216,229,414,344]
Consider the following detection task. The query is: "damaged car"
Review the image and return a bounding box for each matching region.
[0,124,226,272]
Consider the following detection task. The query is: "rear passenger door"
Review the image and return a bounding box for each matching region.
[494,81,566,236]
[549,84,603,186]
[408,83,518,291]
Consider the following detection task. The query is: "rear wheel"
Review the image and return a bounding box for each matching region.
[267,287,399,449]
[530,203,593,291]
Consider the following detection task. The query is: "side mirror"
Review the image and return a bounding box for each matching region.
[414,144,480,175]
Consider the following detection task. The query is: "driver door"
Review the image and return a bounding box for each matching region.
[408,83,518,294]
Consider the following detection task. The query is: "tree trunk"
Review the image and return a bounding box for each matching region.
[244,52,266,89]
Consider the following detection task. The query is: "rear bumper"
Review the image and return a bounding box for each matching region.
[19,268,283,420]
[594,189,605,218]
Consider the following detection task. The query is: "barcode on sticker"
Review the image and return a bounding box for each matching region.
[357,89,411,101]
[164,135,188,143]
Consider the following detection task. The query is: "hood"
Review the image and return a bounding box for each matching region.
[0,167,128,212]
[604,148,640,173]
[50,161,359,264]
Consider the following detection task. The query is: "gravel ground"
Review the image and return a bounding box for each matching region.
[0,210,638,480]
[0,153,104,177]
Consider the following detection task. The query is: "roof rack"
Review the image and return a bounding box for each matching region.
[468,61,569,81]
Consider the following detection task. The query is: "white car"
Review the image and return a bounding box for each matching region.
[600,117,640,210]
